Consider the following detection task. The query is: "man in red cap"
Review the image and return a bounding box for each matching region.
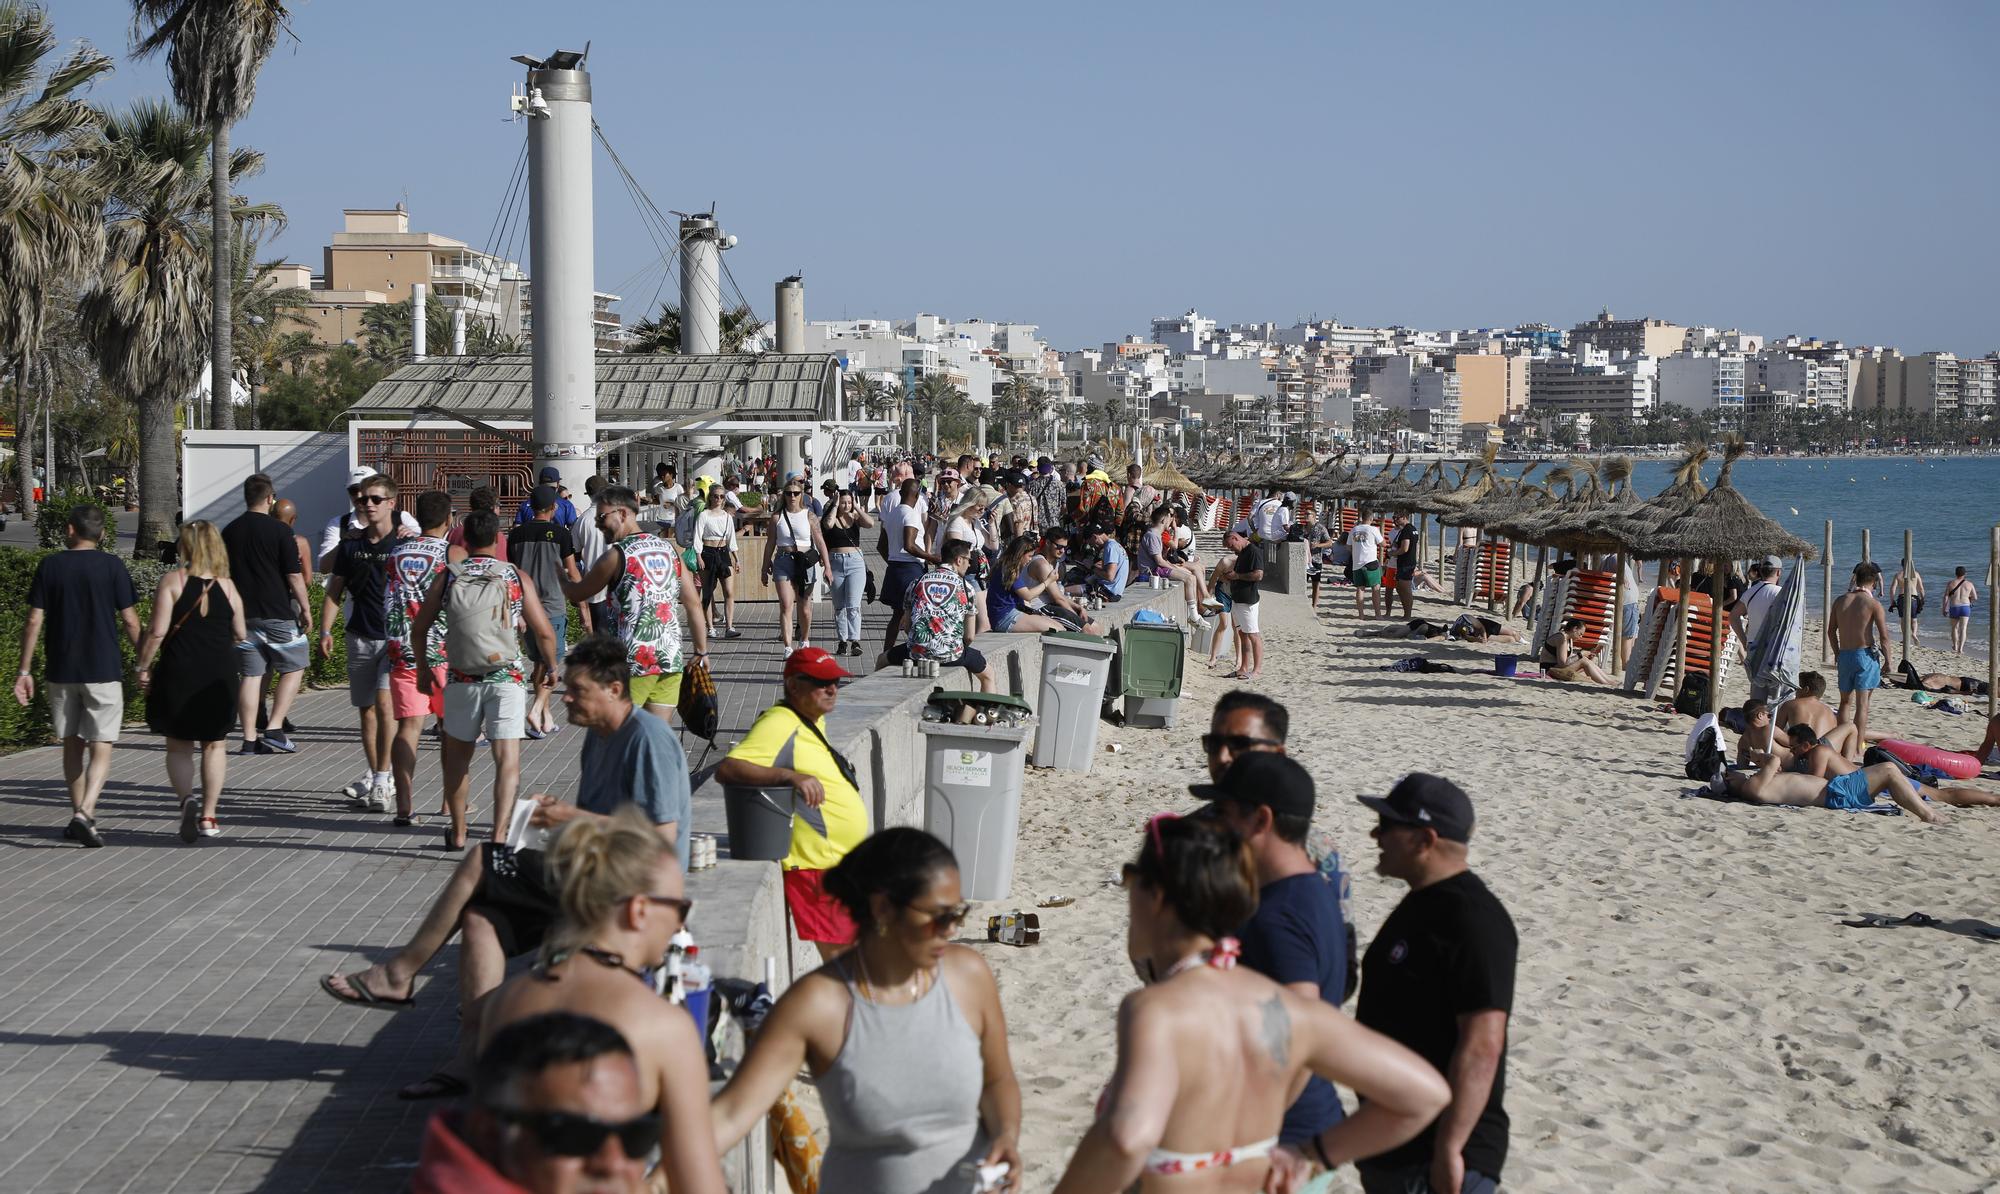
[717,647,872,959]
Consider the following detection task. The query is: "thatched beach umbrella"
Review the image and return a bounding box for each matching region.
[1624,440,1815,711]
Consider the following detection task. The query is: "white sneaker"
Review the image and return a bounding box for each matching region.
[368,781,393,813]
[800,639,811,651]
[340,773,372,800]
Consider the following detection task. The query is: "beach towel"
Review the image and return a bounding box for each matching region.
[1388,656,1457,674]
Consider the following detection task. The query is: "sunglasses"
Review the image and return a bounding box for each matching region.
[644,894,693,921]
[357,494,391,506]
[488,1106,660,1158]
[785,490,803,498]
[1200,733,1282,755]
[796,674,841,690]
[910,901,973,935]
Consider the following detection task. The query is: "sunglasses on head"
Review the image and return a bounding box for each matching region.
[487,1106,660,1158]
[1200,732,1282,755]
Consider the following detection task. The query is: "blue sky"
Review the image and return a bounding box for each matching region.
[56,0,2000,354]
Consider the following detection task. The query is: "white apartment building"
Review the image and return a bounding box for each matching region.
[1957,356,1997,413]
[1658,350,1747,414]
[1752,353,1851,413]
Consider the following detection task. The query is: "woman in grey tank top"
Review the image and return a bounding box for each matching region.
[713,830,1023,1192]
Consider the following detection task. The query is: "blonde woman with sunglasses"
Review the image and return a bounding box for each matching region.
[713,828,1024,1193]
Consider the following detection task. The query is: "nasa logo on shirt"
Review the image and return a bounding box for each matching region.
[1388,940,1409,965]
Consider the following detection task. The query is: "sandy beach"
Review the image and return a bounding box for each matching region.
[987,587,2000,1191]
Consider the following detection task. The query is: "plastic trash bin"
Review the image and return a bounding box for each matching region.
[1034,631,1118,771]
[1189,617,1231,662]
[1117,623,1187,729]
[919,717,1037,900]
[721,785,795,861]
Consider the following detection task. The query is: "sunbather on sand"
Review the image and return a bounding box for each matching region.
[1784,726,2000,808]
[1734,700,1791,766]
[1360,614,1523,644]
[1720,754,1944,823]
[1773,672,1863,762]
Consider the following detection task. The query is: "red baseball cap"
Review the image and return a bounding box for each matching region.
[784,646,854,682]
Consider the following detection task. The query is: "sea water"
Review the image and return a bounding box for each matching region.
[1500,455,2000,619]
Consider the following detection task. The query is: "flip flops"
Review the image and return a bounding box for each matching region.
[319,973,415,1009]
[397,1071,469,1101]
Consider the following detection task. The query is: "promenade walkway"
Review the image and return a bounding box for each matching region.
[0,593,891,1193]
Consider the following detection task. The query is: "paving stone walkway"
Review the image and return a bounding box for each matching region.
[0,592,889,1193]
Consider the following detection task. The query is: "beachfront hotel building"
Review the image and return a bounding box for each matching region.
[1854,350,1961,414]
[1451,352,1531,424]
[1658,349,1748,414]
[1528,348,1657,420]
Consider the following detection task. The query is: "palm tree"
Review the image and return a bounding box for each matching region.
[909,372,964,454]
[623,301,767,354]
[131,0,291,431]
[228,228,308,428]
[843,371,888,421]
[0,2,111,518]
[78,99,278,555]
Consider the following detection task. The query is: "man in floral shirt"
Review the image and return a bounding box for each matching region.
[904,540,996,692]
[562,485,709,724]
[383,490,454,825]
[413,510,559,850]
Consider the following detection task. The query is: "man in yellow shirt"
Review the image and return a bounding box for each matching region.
[716,647,871,957]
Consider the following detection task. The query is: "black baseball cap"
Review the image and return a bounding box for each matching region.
[1357,773,1473,843]
[530,484,560,511]
[1189,753,1315,822]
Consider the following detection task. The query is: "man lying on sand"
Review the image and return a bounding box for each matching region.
[1974,713,2000,767]
[1360,614,1523,644]
[1773,672,1863,763]
[1784,725,2000,808]
[1718,754,1944,823]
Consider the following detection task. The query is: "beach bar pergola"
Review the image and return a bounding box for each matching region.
[343,352,845,508]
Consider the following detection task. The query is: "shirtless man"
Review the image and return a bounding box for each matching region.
[1784,725,2000,808]
[1720,753,1943,823]
[1827,562,1890,751]
[1734,699,1789,766]
[1973,714,2000,767]
[1773,671,1863,762]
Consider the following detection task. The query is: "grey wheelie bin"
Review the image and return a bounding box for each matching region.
[919,705,1037,901]
[1033,631,1118,771]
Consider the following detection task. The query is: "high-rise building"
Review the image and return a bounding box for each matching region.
[1658,350,1747,414]
[1957,356,1997,414]
[1568,310,1688,358]
[1854,351,1959,413]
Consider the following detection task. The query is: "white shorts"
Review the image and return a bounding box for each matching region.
[443,681,527,742]
[1234,602,1262,635]
[49,681,123,742]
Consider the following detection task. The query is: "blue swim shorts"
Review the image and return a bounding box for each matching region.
[1822,769,1874,811]
[1836,647,1881,693]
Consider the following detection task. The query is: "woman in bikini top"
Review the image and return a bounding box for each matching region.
[1053,816,1448,1192]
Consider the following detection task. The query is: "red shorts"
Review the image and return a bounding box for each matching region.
[783,868,858,944]
[390,665,447,721]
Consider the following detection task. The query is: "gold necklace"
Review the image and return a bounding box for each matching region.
[855,948,923,1004]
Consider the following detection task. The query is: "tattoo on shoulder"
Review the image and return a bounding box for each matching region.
[1258,994,1291,1068]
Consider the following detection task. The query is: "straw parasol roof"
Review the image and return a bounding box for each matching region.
[1522,457,1645,555]
[1589,444,1710,552]
[1622,440,1815,563]
[1439,462,1544,529]
[1143,459,1203,495]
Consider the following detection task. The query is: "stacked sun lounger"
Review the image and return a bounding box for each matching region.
[1621,587,1734,699]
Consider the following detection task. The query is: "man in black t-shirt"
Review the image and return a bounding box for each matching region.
[14,504,141,846]
[1192,747,1353,1164]
[320,474,401,809]
[1219,527,1265,681]
[1391,513,1420,618]
[222,474,315,753]
[1355,774,1517,1194]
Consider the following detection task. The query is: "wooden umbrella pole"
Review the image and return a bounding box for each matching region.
[1709,556,1727,713]
[1822,520,1833,664]
[1902,529,1914,667]
[1989,525,1997,722]
[1612,552,1627,674]
[1861,527,1871,566]
[1672,557,1694,698]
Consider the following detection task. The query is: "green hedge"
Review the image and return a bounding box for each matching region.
[34,489,119,550]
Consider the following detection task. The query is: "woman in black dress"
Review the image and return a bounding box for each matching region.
[137,521,247,843]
